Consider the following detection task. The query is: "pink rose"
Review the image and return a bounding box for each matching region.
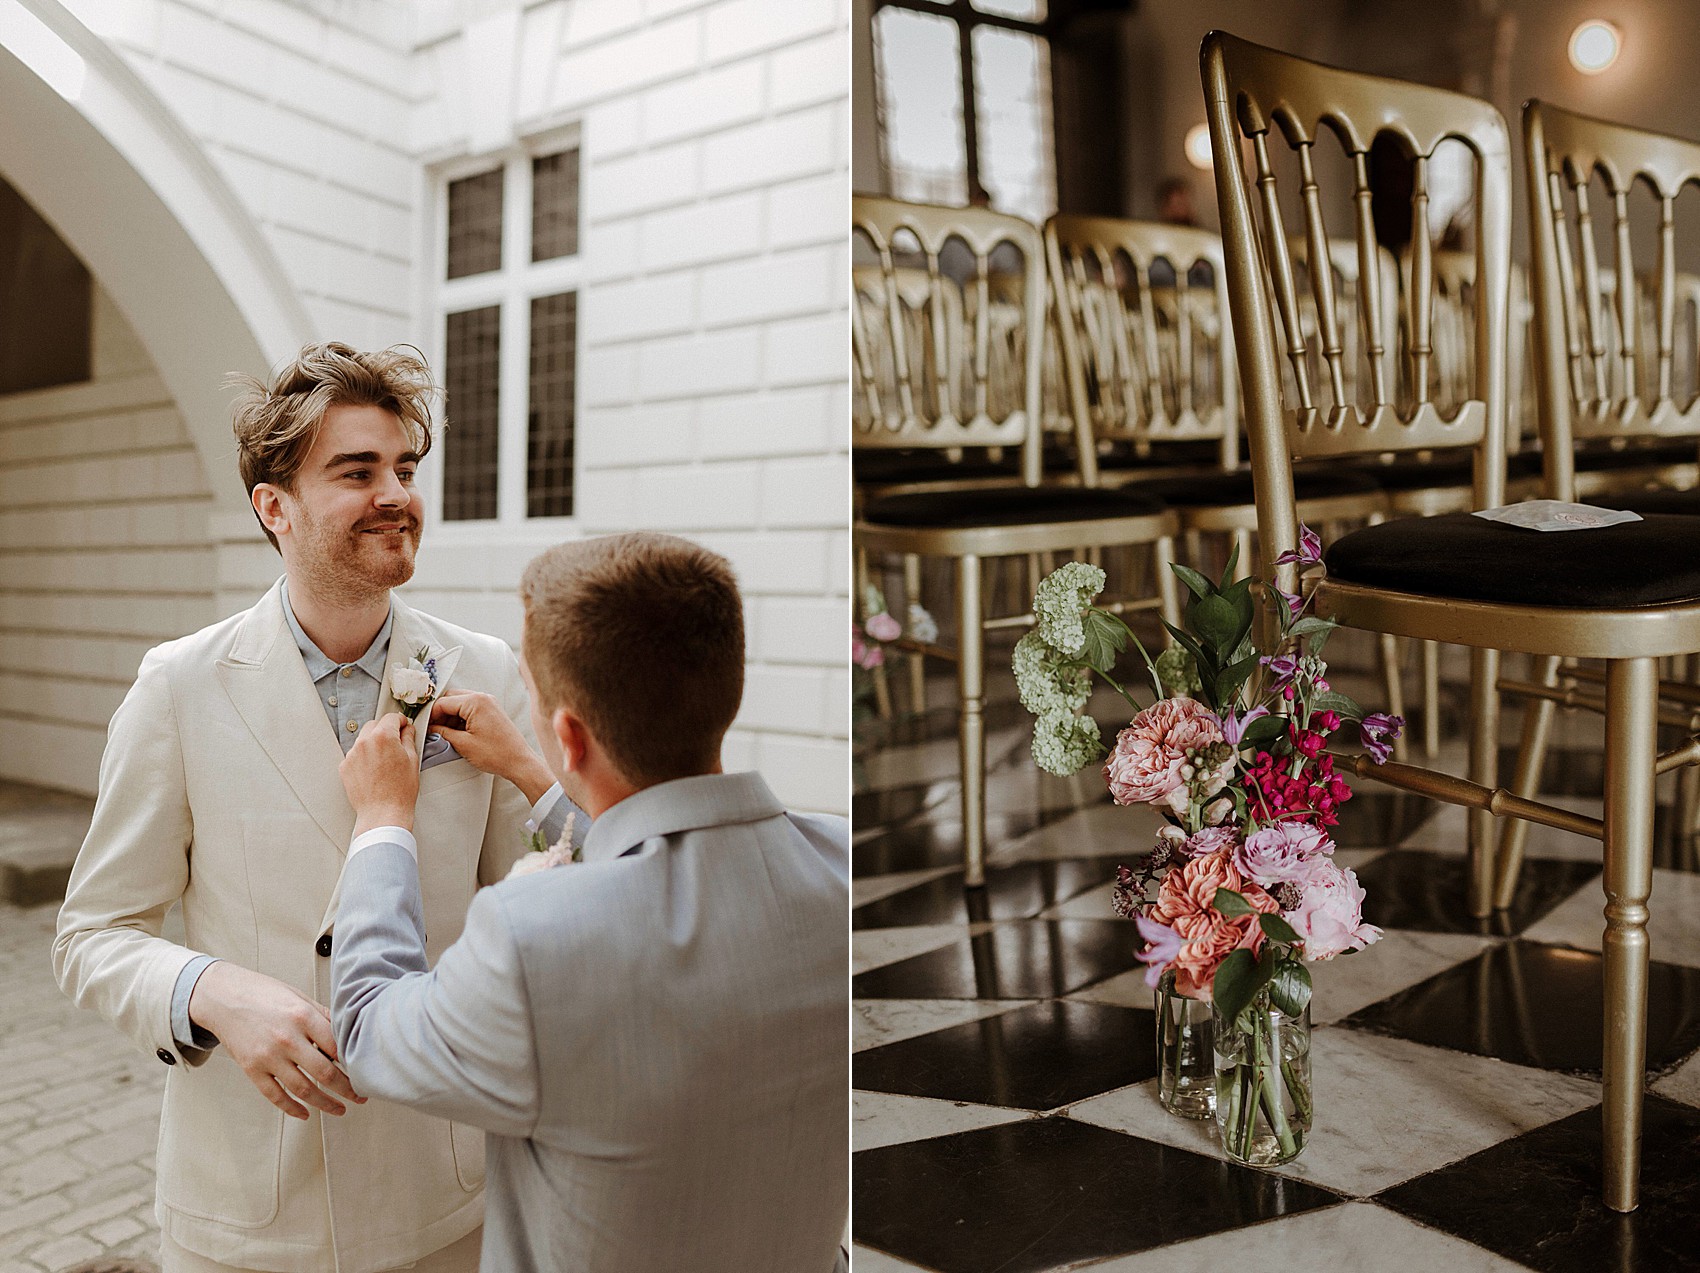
[1148,848,1277,999]
[865,612,902,642]
[1181,825,1239,859]
[1103,698,1224,807]
[1286,860,1382,961]
[1233,821,1335,890]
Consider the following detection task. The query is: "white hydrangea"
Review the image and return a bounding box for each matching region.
[1030,708,1104,777]
[906,603,940,646]
[1013,631,1091,716]
[1033,562,1106,656]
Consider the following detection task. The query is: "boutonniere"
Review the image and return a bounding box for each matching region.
[389,644,443,721]
[507,812,581,879]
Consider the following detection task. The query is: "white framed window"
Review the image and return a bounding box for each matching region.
[430,127,581,529]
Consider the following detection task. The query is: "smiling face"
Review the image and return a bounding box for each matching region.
[259,402,423,605]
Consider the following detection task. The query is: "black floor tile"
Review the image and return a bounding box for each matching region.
[853,1116,1344,1273]
[1342,939,1700,1078]
[853,999,1155,1110]
[1353,847,1600,937]
[852,800,1090,879]
[1498,742,1606,800]
[853,854,1129,930]
[1380,1095,1700,1273]
[851,919,1143,1000]
[1327,789,1442,852]
[852,781,951,836]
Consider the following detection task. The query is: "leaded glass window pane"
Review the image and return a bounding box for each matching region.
[531,149,580,262]
[446,168,503,279]
[526,291,576,518]
[442,305,500,520]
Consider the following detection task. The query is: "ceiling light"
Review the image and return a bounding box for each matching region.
[1569,20,1621,75]
[1185,123,1213,171]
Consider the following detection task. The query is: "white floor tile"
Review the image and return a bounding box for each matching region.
[853,998,1034,1052]
[1524,867,1700,969]
[853,1089,1032,1153]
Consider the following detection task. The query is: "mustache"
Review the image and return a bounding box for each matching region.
[352,517,420,534]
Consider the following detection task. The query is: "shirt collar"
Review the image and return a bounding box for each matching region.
[580,772,786,864]
[280,578,394,682]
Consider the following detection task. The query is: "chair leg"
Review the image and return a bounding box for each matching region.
[1421,639,1442,759]
[904,552,926,714]
[1153,535,1180,635]
[1466,647,1500,918]
[1379,634,1409,762]
[957,554,987,888]
[1493,654,1562,910]
[1601,656,1656,1214]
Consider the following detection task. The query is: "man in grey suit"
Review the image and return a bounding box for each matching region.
[328,532,848,1273]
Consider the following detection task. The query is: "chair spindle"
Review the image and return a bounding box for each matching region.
[1409,154,1434,406]
[1353,151,1390,407]
[1297,142,1348,408]
[1251,131,1314,410]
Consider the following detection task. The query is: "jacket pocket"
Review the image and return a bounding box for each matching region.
[449,1120,486,1191]
[157,1059,284,1227]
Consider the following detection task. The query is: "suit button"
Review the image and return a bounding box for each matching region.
[316,934,333,957]
[157,1048,176,1065]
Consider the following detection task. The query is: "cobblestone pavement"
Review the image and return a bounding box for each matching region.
[0,895,167,1273]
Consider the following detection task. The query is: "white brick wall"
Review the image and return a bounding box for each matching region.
[15,0,849,813]
[0,290,217,794]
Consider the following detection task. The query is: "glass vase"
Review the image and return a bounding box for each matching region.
[1212,986,1312,1165]
[1154,972,1215,1119]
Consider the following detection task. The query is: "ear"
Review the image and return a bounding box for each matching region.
[252,483,290,540]
[551,705,587,774]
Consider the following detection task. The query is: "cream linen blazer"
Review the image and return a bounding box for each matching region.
[53,579,533,1273]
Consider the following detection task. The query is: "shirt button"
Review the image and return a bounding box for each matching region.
[346,720,358,733]
[316,934,333,957]
[340,667,353,679]
[328,696,338,707]
[156,1048,176,1065]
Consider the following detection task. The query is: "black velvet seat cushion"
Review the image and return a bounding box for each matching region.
[854,448,1076,486]
[1126,465,1380,508]
[862,485,1168,530]
[1324,511,1700,607]
[1593,488,1700,516]
[1097,440,1229,471]
[1350,451,1545,492]
[1577,440,1699,471]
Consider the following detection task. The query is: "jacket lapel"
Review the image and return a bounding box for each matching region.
[380,595,463,765]
[215,580,355,854]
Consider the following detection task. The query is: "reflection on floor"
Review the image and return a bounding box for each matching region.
[851,647,1700,1272]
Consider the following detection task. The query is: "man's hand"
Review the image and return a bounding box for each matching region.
[429,692,555,804]
[342,714,419,836]
[188,961,365,1119]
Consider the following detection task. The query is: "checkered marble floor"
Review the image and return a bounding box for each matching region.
[851,653,1700,1273]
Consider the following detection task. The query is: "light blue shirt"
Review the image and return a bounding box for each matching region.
[168,584,567,1057]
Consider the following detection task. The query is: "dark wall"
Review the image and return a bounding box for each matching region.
[0,175,91,395]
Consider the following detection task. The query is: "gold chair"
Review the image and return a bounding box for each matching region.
[852,195,1183,885]
[1203,31,1700,1213]
[1495,101,1700,907]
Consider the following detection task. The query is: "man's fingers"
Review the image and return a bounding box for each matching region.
[257,1075,311,1121]
[431,693,478,726]
[302,1001,339,1061]
[298,1046,364,1106]
[279,1064,347,1117]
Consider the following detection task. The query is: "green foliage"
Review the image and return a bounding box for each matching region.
[1268,957,1314,1017]
[1213,887,1254,917]
[1310,688,1366,722]
[1079,607,1130,675]
[1259,913,1301,945]
[1212,946,1275,1025]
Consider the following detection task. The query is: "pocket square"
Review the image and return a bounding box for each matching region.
[421,732,463,771]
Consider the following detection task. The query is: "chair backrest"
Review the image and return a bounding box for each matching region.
[1201,31,1513,577]
[1285,234,1402,413]
[1431,251,1535,451]
[1524,100,1700,498]
[851,195,1049,485]
[1046,215,1239,484]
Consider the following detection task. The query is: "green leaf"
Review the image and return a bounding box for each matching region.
[1218,539,1241,590]
[1237,713,1287,750]
[1212,946,1276,1025]
[1190,593,1241,653]
[1079,608,1129,674]
[1268,957,1314,1017]
[1213,887,1254,917]
[1259,913,1302,945]
[1310,688,1366,722]
[1286,617,1336,640]
[1170,563,1215,602]
[1161,621,1215,681]
[1214,650,1262,709]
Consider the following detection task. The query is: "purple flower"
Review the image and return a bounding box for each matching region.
[1274,524,1323,569]
[1233,820,1335,891]
[1260,653,1300,685]
[1134,915,1185,988]
[1220,704,1270,745]
[1272,585,1305,621]
[1181,825,1239,858]
[1359,713,1405,764]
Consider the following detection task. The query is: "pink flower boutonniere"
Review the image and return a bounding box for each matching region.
[507,812,581,879]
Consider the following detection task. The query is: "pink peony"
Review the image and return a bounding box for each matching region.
[1180,825,1239,859]
[1104,698,1224,807]
[865,611,902,642]
[1233,820,1335,890]
[1148,848,1277,999]
[1286,860,1382,961]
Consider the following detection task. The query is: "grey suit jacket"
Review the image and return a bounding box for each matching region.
[330,772,849,1273]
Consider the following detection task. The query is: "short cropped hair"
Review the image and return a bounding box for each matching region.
[521,533,745,788]
[231,342,438,550]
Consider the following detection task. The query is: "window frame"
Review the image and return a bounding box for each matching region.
[872,0,1053,210]
[426,123,583,540]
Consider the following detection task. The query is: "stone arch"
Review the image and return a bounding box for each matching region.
[0,0,312,514]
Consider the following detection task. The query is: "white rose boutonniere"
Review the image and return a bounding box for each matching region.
[389,645,443,721]
[507,812,581,879]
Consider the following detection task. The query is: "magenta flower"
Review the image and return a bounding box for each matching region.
[851,628,884,670]
[1359,712,1405,764]
[1274,524,1323,569]
[865,611,901,642]
[1271,584,1305,621]
[1134,915,1185,988]
[1260,653,1300,685]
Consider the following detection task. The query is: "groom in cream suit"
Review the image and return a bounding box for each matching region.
[53,344,582,1273]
